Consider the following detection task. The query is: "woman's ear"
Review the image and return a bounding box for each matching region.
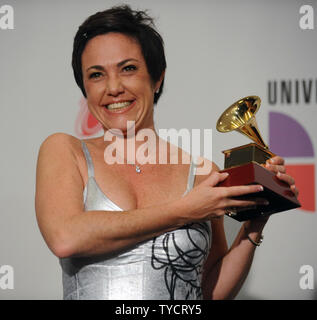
[155,70,166,92]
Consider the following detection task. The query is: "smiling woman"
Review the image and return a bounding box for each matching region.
[81,33,160,134]
[35,4,298,300]
[72,6,166,105]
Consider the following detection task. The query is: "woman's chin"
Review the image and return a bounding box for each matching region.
[102,121,137,137]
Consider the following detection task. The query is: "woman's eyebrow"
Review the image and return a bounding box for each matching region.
[117,58,139,67]
[86,65,105,72]
[86,58,139,72]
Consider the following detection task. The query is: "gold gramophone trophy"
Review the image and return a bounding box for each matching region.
[216,96,300,221]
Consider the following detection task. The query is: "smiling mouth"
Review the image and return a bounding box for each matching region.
[105,101,134,111]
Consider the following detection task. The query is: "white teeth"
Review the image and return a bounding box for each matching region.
[106,101,132,110]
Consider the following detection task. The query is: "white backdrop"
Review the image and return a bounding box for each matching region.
[0,0,316,299]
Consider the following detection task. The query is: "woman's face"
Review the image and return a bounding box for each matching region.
[81,32,161,134]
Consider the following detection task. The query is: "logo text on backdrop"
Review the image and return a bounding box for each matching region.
[0,5,14,30]
[299,5,314,30]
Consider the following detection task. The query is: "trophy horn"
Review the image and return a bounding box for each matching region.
[216,96,268,149]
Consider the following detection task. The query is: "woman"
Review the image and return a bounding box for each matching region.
[35,5,298,300]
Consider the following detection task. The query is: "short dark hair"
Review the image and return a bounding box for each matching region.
[72,5,166,104]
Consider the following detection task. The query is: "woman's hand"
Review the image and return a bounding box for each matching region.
[249,155,300,226]
[181,172,266,221]
[264,156,299,197]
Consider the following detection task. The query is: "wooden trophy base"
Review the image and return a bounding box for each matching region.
[218,162,301,221]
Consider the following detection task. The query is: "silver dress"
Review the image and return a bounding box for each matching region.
[60,141,212,300]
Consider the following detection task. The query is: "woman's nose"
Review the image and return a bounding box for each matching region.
[106,74,124,96]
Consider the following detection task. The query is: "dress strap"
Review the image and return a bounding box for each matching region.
[184,156,197,195]
[81,141,95,178]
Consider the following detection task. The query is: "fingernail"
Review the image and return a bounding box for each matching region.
[258,186,264,191]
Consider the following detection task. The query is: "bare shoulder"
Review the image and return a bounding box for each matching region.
[36,133,84,176]
[37,132,84,162]
[194,156,220,185]
[39,132,80,153]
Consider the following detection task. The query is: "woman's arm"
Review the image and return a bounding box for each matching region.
[202,217,267,300]
[201,156,298,300]
[35,134,264,259]
[35,133,187,258]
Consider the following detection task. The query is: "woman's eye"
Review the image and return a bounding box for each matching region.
[123,65,137,72]
[89,72,102,79]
